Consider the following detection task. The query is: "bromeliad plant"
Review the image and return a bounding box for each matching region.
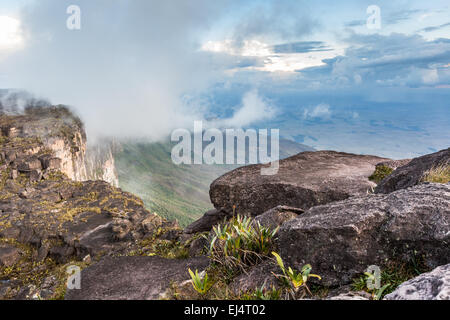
[241,283,282,300]
[188,269,213,297]
[209,215,279,272]
[271,252,321,299]
[252,284,282,300]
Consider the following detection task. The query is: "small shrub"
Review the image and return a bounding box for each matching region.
[369,165,394,184]
[271,252,321,299]
[421,164,450,184]
[241,284,281,300]
[209,215,279,272]
[188,269,212,297]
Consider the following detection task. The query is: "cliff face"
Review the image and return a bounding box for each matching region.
[0,105,118,185]
[0,106,87,181]
[85,141,119,187]
[0,106,181,300]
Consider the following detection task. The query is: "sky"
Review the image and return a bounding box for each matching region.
[0,0,449,158]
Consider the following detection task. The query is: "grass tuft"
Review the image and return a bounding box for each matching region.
[421,164,450,184]
[209,215,279,273]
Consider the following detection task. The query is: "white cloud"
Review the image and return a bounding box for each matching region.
[421,68,439,84]
[201,38,343,73]
[213,89,276,128]
[0,0,233,141]
[201,39,271,57]
[0,16,23,60]
[303,103,332,120]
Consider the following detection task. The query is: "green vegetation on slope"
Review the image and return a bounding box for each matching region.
[114,139,313,227]
[114,142,237,226]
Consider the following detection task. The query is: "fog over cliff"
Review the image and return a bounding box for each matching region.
[0,0,265,141]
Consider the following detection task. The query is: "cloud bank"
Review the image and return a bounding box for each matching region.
[0,0,240,141]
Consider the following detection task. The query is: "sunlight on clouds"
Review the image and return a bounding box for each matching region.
[202,39,271,57]
[303,103,332,120]
[202,39,343,73]
[0,16,23,50]
[263,50,343,73]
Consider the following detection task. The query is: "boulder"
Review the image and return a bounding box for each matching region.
[327,292,371,300]
[253,205,304,230]
[375,159,411,170]
[384,264,450,300]
[65,256,209,300]
[278,183,450,287]
[0,179,157,262]
[210,151,388,217]
[229,260,280,295]
[39,155,62,170]
[324,284,371,300]
[141,213,165,234]
[0,245,21,267]
[184,208,228,234]
[17,157,42,172]
[376,148,449,194]
[188,237,208,257]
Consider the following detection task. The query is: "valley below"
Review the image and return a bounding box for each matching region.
[0,105,448,301]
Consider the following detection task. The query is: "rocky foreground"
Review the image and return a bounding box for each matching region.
[1,106,449,300]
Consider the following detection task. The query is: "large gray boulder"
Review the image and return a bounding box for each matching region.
[385,264,450,300]
[278,183,450,287]
[376,148,449,194]
[229,260,280,295]
[65,256,209,300]
[210,151,388,217]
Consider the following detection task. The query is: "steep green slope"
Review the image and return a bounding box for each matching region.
[114,139,313,227]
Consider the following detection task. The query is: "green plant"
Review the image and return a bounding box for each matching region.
[421,164,450,184]
[188,269,212,297]
[241,284,281,300]
[369,165,394,184]
[271,252,321,299]
[209,215,279,272]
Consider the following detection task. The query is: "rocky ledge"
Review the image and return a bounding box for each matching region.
[0,107,185,299]
[376,148,449,194]
[384,263,450,300]
[209,151,388,217]
[2,105,449,301]
[278,182,450,286]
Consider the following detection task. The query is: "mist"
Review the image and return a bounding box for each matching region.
[0,0,245,142]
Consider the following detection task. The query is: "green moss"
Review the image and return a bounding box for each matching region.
[130,236,189,260]
[0,167,11,190]
[369,165,394,184]
[0,237,91,300]
[45,171,69,182]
